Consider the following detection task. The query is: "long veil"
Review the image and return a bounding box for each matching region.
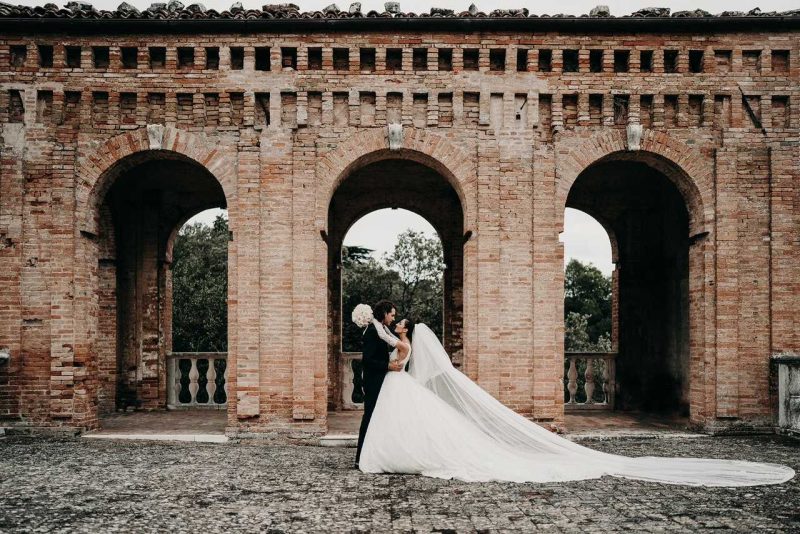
[408,323,794,487]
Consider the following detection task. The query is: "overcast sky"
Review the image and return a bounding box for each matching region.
[14,0,798,15]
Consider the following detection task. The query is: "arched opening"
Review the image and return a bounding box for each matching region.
[561,209,617,407]
[326,157,464,423]
[93,152,228,426]
[339,209,446,408]
[167,208,229,409]
[565,154,695,418]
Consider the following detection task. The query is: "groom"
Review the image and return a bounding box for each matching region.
[355,299,403,468]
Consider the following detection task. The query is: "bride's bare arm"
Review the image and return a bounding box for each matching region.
[396,341,410,357]
[372,318,399,347]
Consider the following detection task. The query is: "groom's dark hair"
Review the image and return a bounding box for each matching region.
[373,300,395,322]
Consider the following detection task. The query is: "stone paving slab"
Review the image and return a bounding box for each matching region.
[0,435,797,533]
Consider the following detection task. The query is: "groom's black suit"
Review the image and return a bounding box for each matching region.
[355,321,393,465]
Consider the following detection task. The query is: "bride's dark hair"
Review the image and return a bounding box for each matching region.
[404,319,416,342]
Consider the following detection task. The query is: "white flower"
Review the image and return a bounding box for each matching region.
[351,304,374,329]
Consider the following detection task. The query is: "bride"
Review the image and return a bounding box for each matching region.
[359,318,795,486]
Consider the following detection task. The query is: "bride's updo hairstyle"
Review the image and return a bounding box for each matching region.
[404,319,416,342]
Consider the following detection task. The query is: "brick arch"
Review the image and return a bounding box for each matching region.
[556,129,712,235]
[316,128,477,232]
[77,125,237,235]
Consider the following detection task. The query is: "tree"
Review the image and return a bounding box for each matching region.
[564,259,611,349]
[341,230,445,352]
[342,245,373,268]
[171,214,229,352]
[384,230,445,332]
[565,312,611,352]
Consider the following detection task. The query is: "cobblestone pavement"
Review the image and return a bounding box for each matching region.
[1,435,798,533]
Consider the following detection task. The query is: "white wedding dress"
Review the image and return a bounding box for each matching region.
[359,324,795,486]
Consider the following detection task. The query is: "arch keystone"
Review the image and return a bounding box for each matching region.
[626,124,643,151]
[387,124,403,150]
[147,124,166,150]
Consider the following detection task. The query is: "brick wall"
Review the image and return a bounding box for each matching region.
[0,25,797,434]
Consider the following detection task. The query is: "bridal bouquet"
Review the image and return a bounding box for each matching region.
[352,303,374,328]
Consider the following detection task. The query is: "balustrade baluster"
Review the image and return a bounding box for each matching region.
[168,357,178,406]
[189,358,200,405]
[207,358,217,405]
[601,358,610,404]
[567,358,578,404]
[222,360,229,403]
[584,358,595,404]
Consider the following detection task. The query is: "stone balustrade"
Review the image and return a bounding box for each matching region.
[564,352,616,410]
[344,351,618,412]
[167,352,228,409]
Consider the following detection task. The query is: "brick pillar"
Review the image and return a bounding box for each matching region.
[442,229,464,365]
[735,144,772,421]
[532,144,562,422]
[48,136,86,424]
[714,147,739,418]
[689,233,713,425]
[497,131,536,415]
[291,129,324,423]
[0,122,25,421]
[233,131,261,418]
[474,132,501,398]
[95,207,118,416]
[248,129,292,426]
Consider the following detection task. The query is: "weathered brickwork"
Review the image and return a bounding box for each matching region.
[0,5,798,436]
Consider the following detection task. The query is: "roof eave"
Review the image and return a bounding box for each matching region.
[1,16,799,35]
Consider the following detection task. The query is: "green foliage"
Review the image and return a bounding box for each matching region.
[342,245,373,268]
[342,230,444,352]
[565,312,611,352]
[171,215,229,352]
[384,229,445,331]
[563,259,612,402]
[564,259,612,352]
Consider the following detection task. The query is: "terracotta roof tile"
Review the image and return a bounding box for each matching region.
[0,2,797,23]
